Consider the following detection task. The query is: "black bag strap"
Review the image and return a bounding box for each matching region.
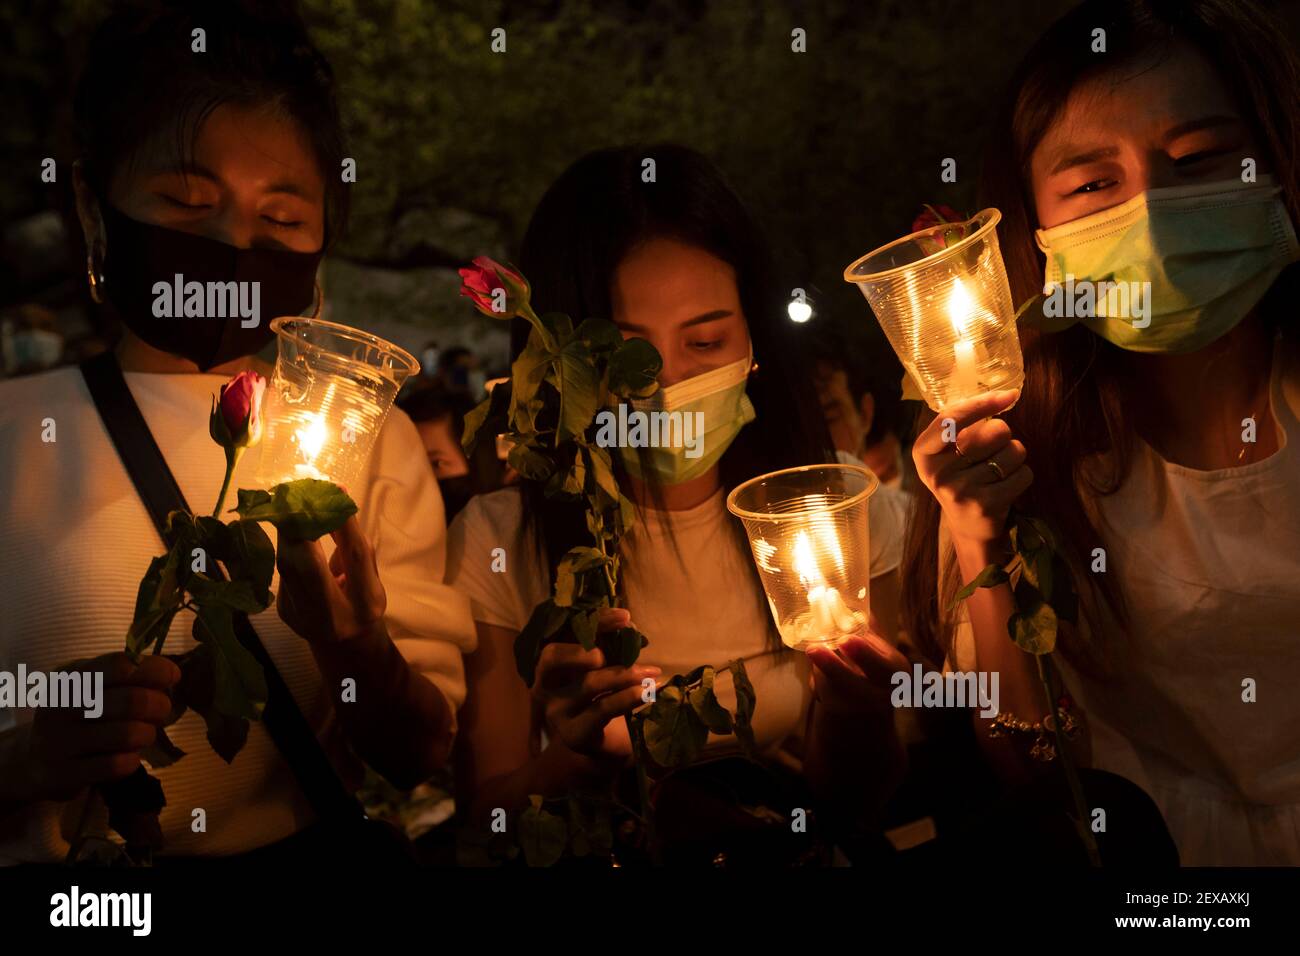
[80,350,363,824]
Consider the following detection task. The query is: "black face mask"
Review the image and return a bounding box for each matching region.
[100,204,323,371]
[437,475,476,522]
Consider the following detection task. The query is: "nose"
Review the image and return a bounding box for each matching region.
[208,203,258,249]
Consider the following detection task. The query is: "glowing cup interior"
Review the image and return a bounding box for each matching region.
[257,316,420,491]
[844,208,1024,411]
[727,464,878,651]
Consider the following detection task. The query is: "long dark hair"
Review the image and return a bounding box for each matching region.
[515,144,835,590]
[72,0,349,243]
[902,0,1300,672]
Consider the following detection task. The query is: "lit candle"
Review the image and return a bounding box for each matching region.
[790,528,865,646]
[293,411,329,480]
[948,277,980,399]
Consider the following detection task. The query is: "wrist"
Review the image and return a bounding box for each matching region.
[951,533,1012,578]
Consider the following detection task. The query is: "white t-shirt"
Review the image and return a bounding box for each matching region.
[950,333,1300,865]
[447,478,909,761]
[0,365,476,863]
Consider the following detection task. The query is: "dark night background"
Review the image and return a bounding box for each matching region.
[4,0,1300,380]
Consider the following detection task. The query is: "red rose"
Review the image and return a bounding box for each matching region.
[911,204,965,233]
[211,369,266,451]
[458,256,531,319]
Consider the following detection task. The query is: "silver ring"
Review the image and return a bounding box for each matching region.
[986,458,1006,481]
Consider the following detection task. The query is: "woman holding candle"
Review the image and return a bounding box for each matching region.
[903,0,1300,865]
[0,0,475,862]
[448,145,913,849]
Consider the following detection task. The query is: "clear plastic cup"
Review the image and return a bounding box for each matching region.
[844,208,1024,411]
[257,317,420,491]
[727,464,878,651]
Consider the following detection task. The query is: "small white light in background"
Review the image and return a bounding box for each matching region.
[788,300,813,323]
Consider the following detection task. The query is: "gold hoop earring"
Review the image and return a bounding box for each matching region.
[310,280,323,319]
[86,251,106,304]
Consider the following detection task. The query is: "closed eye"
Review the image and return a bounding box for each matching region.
[159,194,212,210]
[690,340,723,352]
[1175,149,1229,167]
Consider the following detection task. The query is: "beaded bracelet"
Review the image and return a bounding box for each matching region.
[988,696,1080,762]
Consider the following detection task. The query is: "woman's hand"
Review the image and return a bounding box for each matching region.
[912,389,1030,549]
[276,515,387,645]
[804,633,909,827]
[532,607,660,764]
[20,653,179,802]
[806,632,908,721]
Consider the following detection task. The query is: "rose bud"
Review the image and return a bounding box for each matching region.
[458,256,531,319]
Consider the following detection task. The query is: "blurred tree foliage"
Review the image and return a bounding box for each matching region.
[303,0,1078,309]
[5,0,1085,354]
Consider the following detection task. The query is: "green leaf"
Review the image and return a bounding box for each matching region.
[507,442,555,481]
[1019,545,1054,604]
[175,640,249,763]
[598,625,647,668]
[224,519,275,606]
[607,337,662,399]
[641,683,709,770]
[192,603,267,720]
[508,338,553,429]
[462,380,511,457]
[140,726,186,769]
[586,444,619,508]
[1009,600,1058,655]
[565,792,613,858]
[187,574,267,613]
[555,547,611,607]
[545,445,586,499]
[555,339,600,444]
[687,667,734,735]
[728,658,757,755]
[518,797,568,867]
[573,317,625,354]
[568,606,600,651]
[101,765,166,851]
[948,562,1010,610]
[1051,554,1079,623]
[514,599,568,686]
[234,479,358,541]
[126,548,183,659]
[538,312,575,343]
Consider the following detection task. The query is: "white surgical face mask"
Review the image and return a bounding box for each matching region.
[613,348,756,484]
[1034,176,1299,353]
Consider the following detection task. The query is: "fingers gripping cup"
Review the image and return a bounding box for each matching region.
[257,317,420,490]
[727,464,878,651]
[844,209,1024,412]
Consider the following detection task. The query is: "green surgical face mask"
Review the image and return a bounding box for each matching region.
[603,349,756,485]
[1034,177,1299,353]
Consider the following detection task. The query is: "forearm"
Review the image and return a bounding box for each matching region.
[952,536,1078,780]
[309,623,453,789]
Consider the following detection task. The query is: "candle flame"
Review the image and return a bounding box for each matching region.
[949,276,974,338]
[792,530,825,589]
[296,412,328,466]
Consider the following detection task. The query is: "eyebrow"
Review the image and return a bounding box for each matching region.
[1049,145,1120,176]
[150,162,316,201]
[1047,114,1246,175]
[618,309,733,334]
[1160,114,1243,146]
